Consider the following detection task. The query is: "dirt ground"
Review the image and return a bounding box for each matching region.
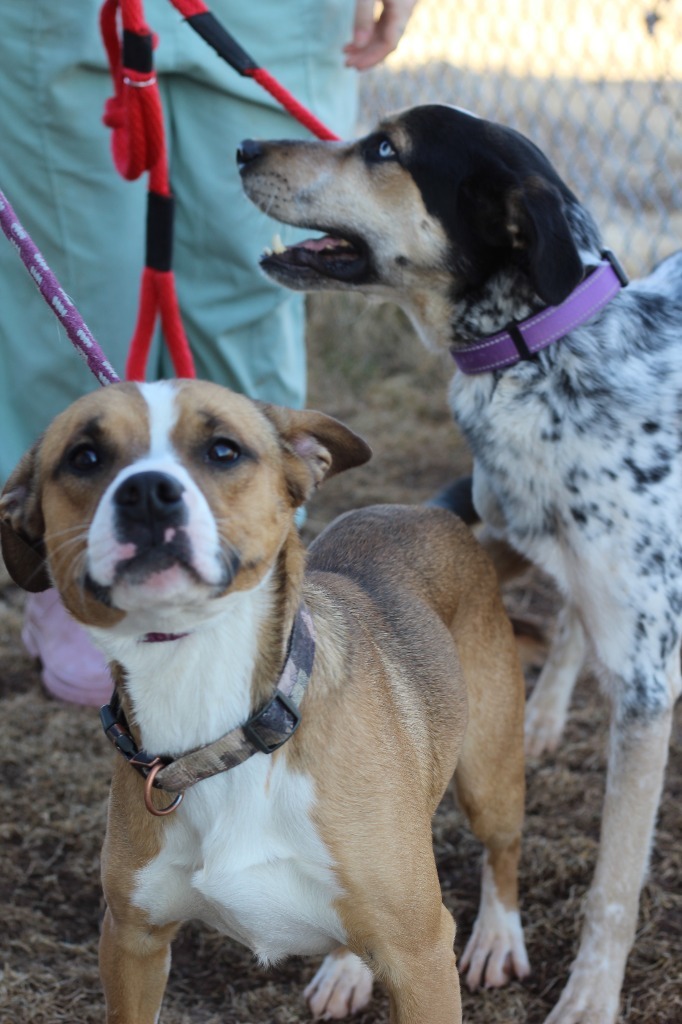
[1,294,681,1024]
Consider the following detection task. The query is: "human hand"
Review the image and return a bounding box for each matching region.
[344,0,419,71]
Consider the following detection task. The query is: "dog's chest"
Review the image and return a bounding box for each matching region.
[132,755,345,964]
[452,367,591,535]
[450,349,682,582]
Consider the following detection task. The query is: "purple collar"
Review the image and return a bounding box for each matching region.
[450,250,629,375]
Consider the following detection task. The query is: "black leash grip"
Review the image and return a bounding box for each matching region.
[122,30,154,73]
[146,191,174,272]
[185,13,258,74]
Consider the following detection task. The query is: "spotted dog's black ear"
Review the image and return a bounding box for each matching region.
[505,175,583,306]
[0,441,51,592]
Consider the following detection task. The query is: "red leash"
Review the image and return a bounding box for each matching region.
[100,0,339,382]
[168,0,340,142]
[101,0,195,381]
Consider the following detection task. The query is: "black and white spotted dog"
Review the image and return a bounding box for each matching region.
[238,104,682,1024]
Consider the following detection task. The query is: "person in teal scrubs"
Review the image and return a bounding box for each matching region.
[0,0,418,702]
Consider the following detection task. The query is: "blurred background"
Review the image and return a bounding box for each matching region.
[358,0,682,275]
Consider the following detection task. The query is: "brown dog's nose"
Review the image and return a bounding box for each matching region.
[237,139,263,168]
[114,471,185,526]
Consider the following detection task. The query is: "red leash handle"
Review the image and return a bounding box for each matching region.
[100,0,195,381]
[100,0,168,186]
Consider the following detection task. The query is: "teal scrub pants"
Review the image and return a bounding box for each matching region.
[0,0,357,482]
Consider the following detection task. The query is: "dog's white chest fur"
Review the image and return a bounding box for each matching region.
[133,756,346,964]
[95,592,347,966]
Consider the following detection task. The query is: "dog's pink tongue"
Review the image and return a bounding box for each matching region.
[295,235,346,251]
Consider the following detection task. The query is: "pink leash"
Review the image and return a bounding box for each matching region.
[0,189,120,386]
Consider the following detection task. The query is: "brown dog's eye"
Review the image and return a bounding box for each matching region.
[67,444,101,474]
[207,438,241,465]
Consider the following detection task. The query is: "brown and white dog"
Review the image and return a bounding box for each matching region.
[0,379,529,1023]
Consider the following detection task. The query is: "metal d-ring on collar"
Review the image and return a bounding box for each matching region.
[99,603,316,816]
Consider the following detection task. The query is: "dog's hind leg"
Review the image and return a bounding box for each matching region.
[100,904,179,1024]
[451,578,530,989]
[304,946,374,1020]
[426,477,531,586]
[525,602,587,758]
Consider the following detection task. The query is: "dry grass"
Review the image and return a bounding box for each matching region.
[1,294,681,1023]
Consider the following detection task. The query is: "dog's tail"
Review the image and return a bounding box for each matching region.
[426,475,479,525]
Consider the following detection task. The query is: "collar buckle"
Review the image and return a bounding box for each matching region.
[100,694,166,778]
[505,319,534,361]
[242,690,302,754]
[601,248,629,287]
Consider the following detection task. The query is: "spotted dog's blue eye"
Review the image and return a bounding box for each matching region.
[363,135,397,164]
[68,444,101,473]
[207,438,241,465]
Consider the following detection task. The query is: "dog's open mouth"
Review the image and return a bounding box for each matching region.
[86,548,202,611]
[260,232,369,285]
[114,545,198,587]
[110,529,196,584]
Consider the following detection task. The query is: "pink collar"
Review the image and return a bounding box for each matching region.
[450,250,628,375]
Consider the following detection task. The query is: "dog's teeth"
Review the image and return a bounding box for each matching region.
[271,233,286,254]
[263,246,273,257]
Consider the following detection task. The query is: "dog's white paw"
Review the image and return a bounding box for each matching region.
[458,856,528,999]
[524,695,566,758]
[460,902,530,990]
[461,853,530,990]
[304,948,373,1020]
[543,963,620,1024]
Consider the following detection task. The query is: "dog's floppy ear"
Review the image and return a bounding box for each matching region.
[0,441,51,592]
[260,404,372,506]
[505,175,584,306]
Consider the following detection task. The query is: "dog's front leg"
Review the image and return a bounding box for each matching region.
[525,602,587,757]
[382,903,462,1024]
[100,904,180,1024]
[545,696,675,1024]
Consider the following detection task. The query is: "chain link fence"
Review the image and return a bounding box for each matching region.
[358,0,682,276]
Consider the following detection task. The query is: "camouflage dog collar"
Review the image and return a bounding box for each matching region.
[100,604,315,815]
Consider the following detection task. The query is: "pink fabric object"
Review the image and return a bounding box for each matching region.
[22,589,112,706]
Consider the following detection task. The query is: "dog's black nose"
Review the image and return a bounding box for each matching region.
[114,471,185,526]
[237,139,263,167]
